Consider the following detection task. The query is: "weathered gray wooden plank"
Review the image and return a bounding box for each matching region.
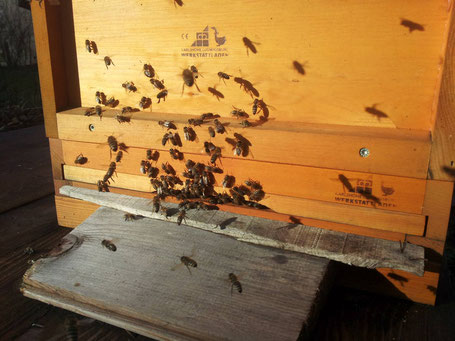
[23,207,331,341]
[59,186,425,275]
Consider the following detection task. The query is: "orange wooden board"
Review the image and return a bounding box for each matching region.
[72,0,450,131]
[56,108,431,179]
[61,140,427,215]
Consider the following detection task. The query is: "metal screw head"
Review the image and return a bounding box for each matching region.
[89,124,95,132]
[359,148,370,158]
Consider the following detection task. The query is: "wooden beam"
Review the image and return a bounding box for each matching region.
[23,207,332,340]
[57,108,431,179]
[62,166,426,235]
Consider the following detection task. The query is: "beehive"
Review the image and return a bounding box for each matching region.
[31,0,455,304]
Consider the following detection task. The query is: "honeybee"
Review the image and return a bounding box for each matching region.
[143,64,155,78]
[249,189,265,202]
[139,96,151,110]
[204,141,216,154]
[152,195,161,213]
[222,175,234,188]
[140,160,150,174]
[205,165,223,173]
[169,148,183,160]
[147,149,159,161]
[104,56,114,69]
[183,126,196,141]
[115,151,123,163]
[218,72,232,84]
[190,65,201,78]
[231,106,248,119]
[213,119,225,134]
[178,254,197,274]
[177,209,186,225]
[116,114,131,124]
[157,89,168,103]
[105,96,118,107]
[101,239,117,251]
[252,98,259,115]
[97,180,109,192]
[148,166,159,178]
[210,147,221,164]
[158,120,177,130]
[107,135,118,155]
[84,107,95,116]
[240,120,251,128]
[124,213,140,221]
[200,112,217,120]
[74,153,88,165]
[185,159,196,169]
[229,273,242,294]
[162,162,175,175]
[95,91,102,104]
[188,118,204,126]
[182,67,200,95]
[150,78,165,90]
[85,39,92,53]
[234,140,243,156]
[208,126,215,138]
[95,105,102,118]
[104,162,117,182]
[245,179,262,190]
[122,81,137,92]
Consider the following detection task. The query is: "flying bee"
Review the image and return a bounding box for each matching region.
[208,126,215,138]
[240,120,251,128]
[85,39,92,53]
[140,160,151,174]
[169,148,183,160]
[245,179,262,190]
[101,239,117,252]
[143,64,155,78]
[183,126,196,141]
[231,106,248,119]
[213,119,225,134]
[74,153,88,165]
[218,72,232,84]
[229,273,242,294]
[158,120,177,130]
[122,81,137,92]
[222,175,234,188]
[177,209,186,225]
[182,67,200,95]
[188,118,204,126]
[249,189,265,202]
[115,151,123,163]
[104,56,114,69]
[116,113,131,124]
[162,162,175,175]
[97,180,109,192]
[157,89,168,103]
[84,107,95,116]
[139,96,151,110]
[124,213,140,221]
[150,78,165,90]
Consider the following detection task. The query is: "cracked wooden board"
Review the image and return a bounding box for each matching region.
[59,185,424,275]
[22,207,332,341]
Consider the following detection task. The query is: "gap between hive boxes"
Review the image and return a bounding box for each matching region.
[59,185,425,276]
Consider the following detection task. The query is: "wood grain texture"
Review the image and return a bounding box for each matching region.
[422,180,454,240]
[59,185,425,275]
[56,107,431,179]
[60,139,427,214]
[23,206,331,341]
[61,166,426,235]
[72,0,449,130]
[429,4,455,181]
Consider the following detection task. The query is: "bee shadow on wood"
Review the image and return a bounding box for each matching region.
[208,86,224,101]
[441,166,455,178]
[400,18,425,33]
[219,217,237,230]
[365,104,388,121]
[242,37,260,56]
[173,0,184,7]
[293,61,307,75]
[386,272,408,287]
[234,77,260,98]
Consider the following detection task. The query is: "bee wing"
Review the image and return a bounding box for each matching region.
[171,262,183,271]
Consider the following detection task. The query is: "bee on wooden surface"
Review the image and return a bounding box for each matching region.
[74,153,88,165]
[162,132,171,146]
[150,78,165,90]
[169,148,183,160]
[115,151,123,163]
[158,120,177,130]
[95,91,105,105]
[203,141,216,154]
[122,81,137,92]
[229,273,242,294]
[116,113,131,124]
[104,162,117,182]
[107,136,118,156]
[234,140,243,156]
[210,147,221,164]
[183,126,196,142]
[143,64,156,78]
[222,175,234,188]
[208,86,224,101]
[177,209,186,225]
[208,126,215,138]
[242,37,259,56]
[213,119,225,134]
[185,159,196,170]
[231,106,249,119]
[84,107,95,116]
[140,160,151,174]
[124,213,140,221]
[252,98,260,115]
[101,239,117,252]
[97,180,109,192]
[162,162,176,175]
[157,89,168,103]
[218,72,232,84]
[249,189,265,202]
[139,96,151,110]
[205,165,223,173]
[95,105,102,119]
[147,149,159,161]
[85,39,92,53]
[188,118,204,126]
[245,179,262,190]
[200,112,218,120]
[104,56,114,69]
[172,132,182,146]
[64,315,78,341]
[148,166,159,178]
[182,67,200,95]
[234,77,260,98]
[105,96,118,108]
[152,195,161,213]
[246,201,269,210]
[240,119,251,128]
[190,65,201,79]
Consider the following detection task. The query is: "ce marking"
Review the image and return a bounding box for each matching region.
[181,33,189,40]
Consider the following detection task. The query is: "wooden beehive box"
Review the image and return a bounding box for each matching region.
[31,0,455,305]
